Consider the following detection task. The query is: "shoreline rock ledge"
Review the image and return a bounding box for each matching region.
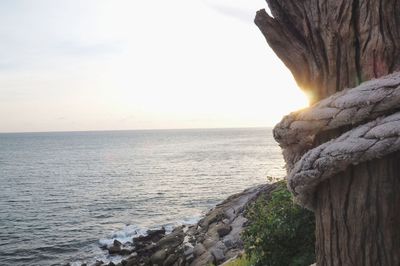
[89,183,277,266]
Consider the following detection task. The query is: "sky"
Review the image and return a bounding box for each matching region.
[0,0,308,133]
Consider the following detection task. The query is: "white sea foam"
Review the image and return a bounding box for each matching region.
[98,224,148,247]
[1,128,284,265]
[98,215,201,248]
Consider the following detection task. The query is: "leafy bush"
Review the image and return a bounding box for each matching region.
[242,181,315,266]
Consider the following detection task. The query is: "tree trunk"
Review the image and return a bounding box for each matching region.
[255,0,400,103]
[315,152,400,265]
[255,0,400,265]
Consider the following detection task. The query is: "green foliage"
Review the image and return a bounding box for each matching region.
[242,181,315,266]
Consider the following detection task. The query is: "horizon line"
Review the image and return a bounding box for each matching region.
[0,126,273,135]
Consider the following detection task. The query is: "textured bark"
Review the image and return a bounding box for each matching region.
[256,0,400,265]
[315,152,400,266]
[255,0,400,103]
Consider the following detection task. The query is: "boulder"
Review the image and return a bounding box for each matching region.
[108,244,121,254]
[114,240,122,246]
[76,184,277,266]
[105,239,134,256]
[91,261,104,266]
[206,223,220,240]
[199,209,225,229]
[135,227,166,244]
[193,243,206,257]
[185,253,194,264]
[163,253,178,266]
[214,241,227,253]
[157,230,184,249]
[203,237,217,249]
[172,257,185,266]
[150,249,167,265]
[122,257,139,266]
[183,247,193,257]
[191,251,214,266]
[223,238,234,249]
[211,247,225,264]
[216,223,231,237]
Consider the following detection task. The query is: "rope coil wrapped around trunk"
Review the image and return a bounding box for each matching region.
[274,72,400,210]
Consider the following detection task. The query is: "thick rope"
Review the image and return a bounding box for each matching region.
[274,72,400,210]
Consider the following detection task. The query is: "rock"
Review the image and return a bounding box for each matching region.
[206,223,220,240]
[92,261,104,266]
[157,230,184,249]
[119,248,133,256]
[135,227,166,244]
[148,227,166,235]
[134,242,157,257]
[143,243,157,252]
[127,252,137,259]
[147,227,166,242]
[108,244,121,254]
[186,225,197,236]
[183,247,193,257]
[214,241,227,252]
[150,249,167,265]
[125,259,139,266]
[203,237,217,249]
[71,184,277,266]
[163,253,178,266]
[122,257,139,266]
[193,243,206,257]
[216,223,232,237]
[107,262,116,266]
[191,251,214,266]
[172,257,185,266]
[107,239,128,255]
[223,238,234,249]
[196,235,205,243]
[199,209,225,229]
[172,225,184,233]
[229,216,247,236]
[224,249,241,260]
[186,253,194,264]
[105,242,134,256]
[211,247,225,264]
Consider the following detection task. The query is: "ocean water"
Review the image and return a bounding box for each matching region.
[0,128,285,266]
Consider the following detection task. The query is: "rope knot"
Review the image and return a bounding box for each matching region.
[274,72,400,210]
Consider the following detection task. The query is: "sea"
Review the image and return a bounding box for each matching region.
[0,128,285,266]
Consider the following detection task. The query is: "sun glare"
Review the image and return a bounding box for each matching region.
[0,0,311,132]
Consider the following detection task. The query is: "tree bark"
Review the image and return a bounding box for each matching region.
[256,0,400,265]
[315,152,400,266]
[255,0,400,103]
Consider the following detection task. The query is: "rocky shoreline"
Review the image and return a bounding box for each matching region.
[80,183,277,266]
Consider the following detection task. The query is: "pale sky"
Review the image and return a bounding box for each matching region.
[0,0,308,133]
